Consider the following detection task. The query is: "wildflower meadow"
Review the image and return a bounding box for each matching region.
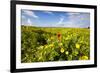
[21,26,90,63]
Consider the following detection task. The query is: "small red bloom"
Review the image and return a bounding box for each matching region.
[57,32,61,41]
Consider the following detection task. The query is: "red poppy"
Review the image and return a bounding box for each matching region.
[57,32,61,41]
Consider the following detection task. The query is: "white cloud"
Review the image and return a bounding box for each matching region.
[44,11,53,15]
[22,19,32,26]
[27,19,32,25]
[65,12,90,28]
[55,12,90,28]
[67,12,81,16]
[22,15,26,19]
[57,17,65,24]
[23,10,38,18]
[62,21,80,28]
[67,12,90,21]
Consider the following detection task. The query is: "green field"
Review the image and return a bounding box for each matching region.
[21,25,90,63]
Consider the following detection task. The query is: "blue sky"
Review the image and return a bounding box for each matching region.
[21,9,90,28]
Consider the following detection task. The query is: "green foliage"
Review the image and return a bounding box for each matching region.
[21,26,90,63]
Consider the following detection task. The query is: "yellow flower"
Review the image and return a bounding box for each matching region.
[49,44,54,47]
[60,48,64,53]
[65,51,69,55]
[47,39,50,42]
[76,44,80,49]
[65,37,69,40]
[79,56,88,60]
[40,46,44,49]
[50,37,54,40]
[45,45,48,49]
[59,43,63,46]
